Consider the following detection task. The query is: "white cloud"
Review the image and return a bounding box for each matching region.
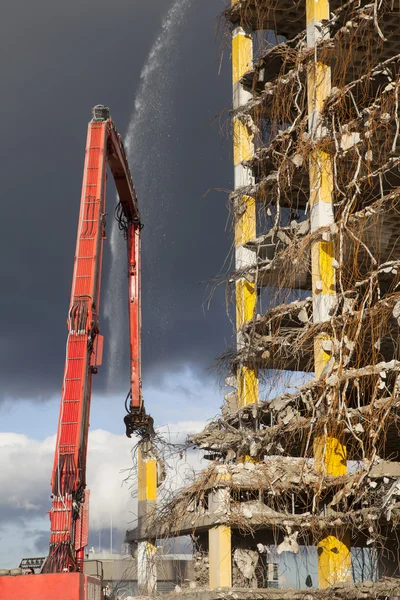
[0,433,54,513]
[78,430,136,532]
[0,421,205,567]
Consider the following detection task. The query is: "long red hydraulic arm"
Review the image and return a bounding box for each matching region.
[43,106,152,574]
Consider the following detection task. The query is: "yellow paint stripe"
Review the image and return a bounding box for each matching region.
[308,63,331,114]
[319,241,335,294]
[311,241,335,295]
[309,150,333,206]
[314,434,347,476]
[216,470,232,483]
[209,526,232,588]
[317,534,351,587]
[238,365,258,408]
[138,449,157,502]
[236,279,256,326]
[238,455,256,463]
[146,541,157,556]
[306,0,329,24]
[235,195,256,246]
[313,333,332,379]
[233,119,254,165]
[236,277,258,409]
[232,30,252,83]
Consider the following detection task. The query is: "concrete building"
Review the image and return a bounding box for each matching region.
[127,0,400,597]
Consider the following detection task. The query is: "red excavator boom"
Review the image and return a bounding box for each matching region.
[0,107,154,598]
[38,105,153,576]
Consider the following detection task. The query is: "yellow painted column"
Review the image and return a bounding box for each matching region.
[208,468,232,587]
[306,0,351,588]
[211,10,257,589]
[232,10,258,410]
[209,526,232,588]
[138,445,157,503]
[137,442,157,595]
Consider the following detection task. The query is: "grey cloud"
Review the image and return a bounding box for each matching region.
[0,0,233,401]
[32,530,50,555]
[0,504,47,528]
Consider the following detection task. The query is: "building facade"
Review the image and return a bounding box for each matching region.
[127,0,400,596]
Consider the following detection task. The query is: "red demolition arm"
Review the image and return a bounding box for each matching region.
[128,223,141,415]
[43,106,152,574]
[106,124,154,437]
[124,219,154,437]
[44,114,107,573]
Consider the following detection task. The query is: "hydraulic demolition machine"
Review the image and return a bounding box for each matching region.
[0,105,153,599]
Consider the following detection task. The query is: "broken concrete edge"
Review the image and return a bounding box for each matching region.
[125,455,400,540]
[227,199,400,295]
[190,398,400,459]
[240,39,400,136]
[223,0,369,44]
[239,191,400,292]
[239,259,400,343]
[228,8,399,126]
[229,295,400,370]
[134,457,400,495]
[126,577,400,600]
[189,359,400,440]
[128,504,400,542]
[230,118,400,220]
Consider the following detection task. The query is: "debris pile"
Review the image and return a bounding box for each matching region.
[137,459,400,542]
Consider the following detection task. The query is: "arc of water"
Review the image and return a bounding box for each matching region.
[104,0,192,390]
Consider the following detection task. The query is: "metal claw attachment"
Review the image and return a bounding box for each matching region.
[124,407,155,439]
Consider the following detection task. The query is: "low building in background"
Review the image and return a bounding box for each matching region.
[84,552,193,599]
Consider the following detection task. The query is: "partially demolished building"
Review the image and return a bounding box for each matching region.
[127,0,400,596]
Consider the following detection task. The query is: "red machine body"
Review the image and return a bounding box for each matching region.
[0,573,102,600]
[25,105,153,578]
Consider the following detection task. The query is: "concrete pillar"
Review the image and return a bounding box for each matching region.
[137,441,157,595]
[137,540,157,595]
[306,0,351,587]
[221,3,257,589]
[209,526,232,588]
[232,4,258,410]
[208,467,232,588]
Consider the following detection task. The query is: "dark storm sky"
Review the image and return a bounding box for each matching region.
[0,0,234,401]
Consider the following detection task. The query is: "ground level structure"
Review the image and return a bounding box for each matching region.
[127,0,400,596]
